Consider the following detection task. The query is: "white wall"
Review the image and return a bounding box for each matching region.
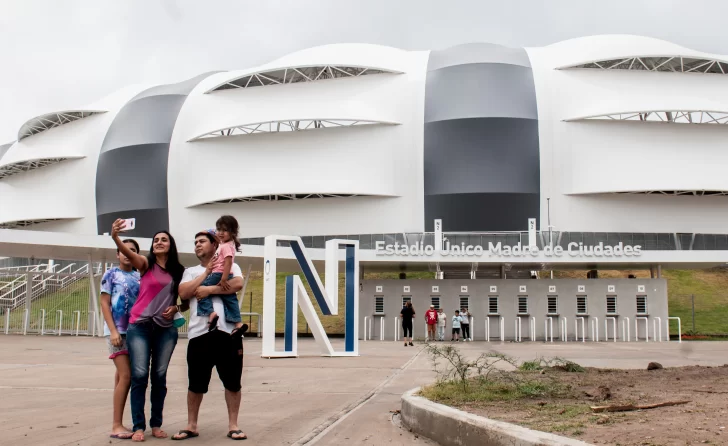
[528,35,728,233]
[168,45,429,238]
[0,85,148,233]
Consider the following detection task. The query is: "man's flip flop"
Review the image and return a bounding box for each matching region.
[227,430,247,440]
[231,324,248,339]
[171,430,199,441]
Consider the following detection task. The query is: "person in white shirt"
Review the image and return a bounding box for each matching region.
[460,308,471,341]
[168,230,248,441]
[437,308,447,341]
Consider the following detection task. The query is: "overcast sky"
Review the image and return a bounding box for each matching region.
[0,0,725,143]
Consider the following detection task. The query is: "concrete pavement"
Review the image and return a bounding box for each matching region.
[0,335,725,445]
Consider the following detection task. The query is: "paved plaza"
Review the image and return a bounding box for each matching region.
[1,335,726,445]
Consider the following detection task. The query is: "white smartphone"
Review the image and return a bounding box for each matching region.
[120,218,136,232]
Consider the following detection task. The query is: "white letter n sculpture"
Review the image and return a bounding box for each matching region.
[261,235,359,358]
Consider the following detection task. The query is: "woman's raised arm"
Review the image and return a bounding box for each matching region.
[110,219,148,273]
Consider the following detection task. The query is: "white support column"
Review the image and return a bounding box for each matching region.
[88,255,101,337]
[622,317,631,342]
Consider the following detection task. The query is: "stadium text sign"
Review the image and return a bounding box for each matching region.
[374,241,642,258]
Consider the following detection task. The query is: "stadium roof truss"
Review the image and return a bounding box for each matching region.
[566,110,728,125]
[558,56,728,74]
[189,119,399,141]
[0,218,63,229]
[0,157,72,180]
[207,65,399,92]
[195,193,361,206]
[18,110,106,141]
[615,190,728,196]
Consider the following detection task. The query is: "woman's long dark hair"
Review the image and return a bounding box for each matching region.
[146,230,185,296]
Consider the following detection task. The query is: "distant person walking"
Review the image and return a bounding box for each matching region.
[425,305,438,341]
[111,220,185,442]
[437,308,447,341]
[100,238,141,440]
[460,308,471,341]
[400,301,415,347]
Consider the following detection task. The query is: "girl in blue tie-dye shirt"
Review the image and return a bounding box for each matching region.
[100,238,141,440]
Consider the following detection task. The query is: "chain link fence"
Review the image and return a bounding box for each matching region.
[670,294,728,336]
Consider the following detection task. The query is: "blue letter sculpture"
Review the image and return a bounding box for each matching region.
[261,235,359,357]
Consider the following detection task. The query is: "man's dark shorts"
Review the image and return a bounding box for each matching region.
[187,329,243,393]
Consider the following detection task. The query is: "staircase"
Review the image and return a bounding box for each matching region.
[0,263,102,310]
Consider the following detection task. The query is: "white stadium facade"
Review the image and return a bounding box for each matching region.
[2,34,728,340]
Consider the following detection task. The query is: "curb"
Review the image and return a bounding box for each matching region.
[400,387,594,446]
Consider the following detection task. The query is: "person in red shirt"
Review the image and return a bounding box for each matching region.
[425,305,438,341]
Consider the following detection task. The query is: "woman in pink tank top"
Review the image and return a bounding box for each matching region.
[111,220,185,442]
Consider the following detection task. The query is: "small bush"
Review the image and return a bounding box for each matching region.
[519,359,543,371]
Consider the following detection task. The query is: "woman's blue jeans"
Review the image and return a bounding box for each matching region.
[126,320,178,432]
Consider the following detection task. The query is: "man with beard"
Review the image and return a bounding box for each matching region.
[169,230,248,441]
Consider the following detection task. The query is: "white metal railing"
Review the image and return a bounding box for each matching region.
[605,317,617,342]
[575,317,586,342]
[590,317,600,342]
[560,317,568,342]
[499,316,504,341]
[622,317,631,342]
[364,316,370,341]
[652,317,662,342]
[636,317,649,342]
[0,262,101,310]
[544,317,554,342]
[667,317,682,342]
[514,318,522,342]
[529,316,536,342]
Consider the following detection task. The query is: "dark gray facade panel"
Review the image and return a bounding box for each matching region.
[425,193,539,232]
[96,143,170,216]
[425,64,537,123]
[428,43,531,71]
[100,95,187,153]
[96,143,169,214]
[97,208,169,240]
[424,118,540,196]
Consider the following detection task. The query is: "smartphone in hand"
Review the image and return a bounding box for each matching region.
[120,218,136,232]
